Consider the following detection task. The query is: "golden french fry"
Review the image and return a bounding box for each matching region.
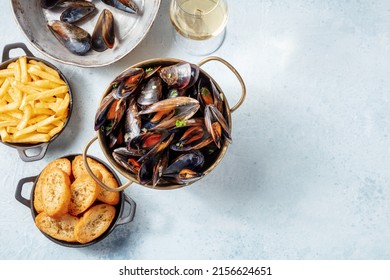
[25,85,68,102]
[55,93,70,116]
[29,60,60,78]
[13,59,21,82]
[16,104,33,130]
[0,78,11,98]
[49,125,63,137]
[0,128,9,141]
[37,125,56,133]
[12,80,41,95]
[53,118,65,127]
[28,80,62,89]
[28,67,65,85]
[27,115,48,125]
[0,120,19,128]
[0,78,4,86]
[6,133,51,143]
[33,107,54,116]
[30,74,40,81]
[20,56,29,83]
[6,62,16,69]
[0,102,19,113]
[6,126,17,134]
[0,69,14,78]
[13,115,57,138]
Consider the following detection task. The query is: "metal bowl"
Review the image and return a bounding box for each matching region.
[15,154,137,248]
[83,56,246,191]
[0,42,73,162]
[11,0,161,67]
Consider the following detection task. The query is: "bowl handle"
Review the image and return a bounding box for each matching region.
[2,42,34,62]
[115,194,137,226]
[197,56,246,113]
[83,135,133,192]
[15,176,37,208]
[16,143,49,162]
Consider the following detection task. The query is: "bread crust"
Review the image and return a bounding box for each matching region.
[74,204,116,244]
[35,212,79,242]
[40,167,71,218]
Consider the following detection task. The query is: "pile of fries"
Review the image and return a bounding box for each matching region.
[0,56,70,144]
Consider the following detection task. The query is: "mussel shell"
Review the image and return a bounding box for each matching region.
[137,77,162,106]
[163,150,205,176]
[42,0,65,9]
[101,0,139,14]
[159,62,200,90]
[48,20,91,55]
[91,9,115,52]
[60,4,96,24]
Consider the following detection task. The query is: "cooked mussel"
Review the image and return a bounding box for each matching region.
[60,1,96,23]
[159,62,200,90]
[91,9,115,52]
[204,104,231,149]
[48,20,91,55]
[101,0,140,14]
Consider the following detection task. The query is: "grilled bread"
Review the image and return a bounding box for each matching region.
[68,174,100,216]
[34,158,72,213]
[35,212,79,242]
[40,167,71,218]
[72,155,120,205]
[74,204,116,244]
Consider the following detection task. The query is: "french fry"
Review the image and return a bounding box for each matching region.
[16,104,33,130]
[28,66,65,85]
[0,78,11,98]
[29,60,60,78]
[25,85,68,102]
[0,69,14,78]
[13,115,57,138]
[33,107,54,116]
[19,56,29,83]
[13,59,21,82]
[0,128,9,141]
[55,93,70,116]
[28,80,62,89]
[49,125,63,137]
[6,133,51,143]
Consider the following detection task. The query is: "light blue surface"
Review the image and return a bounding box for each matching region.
[1,0,390,260]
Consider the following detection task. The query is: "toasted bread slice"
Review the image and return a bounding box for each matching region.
[40,167,71,218]
[72,155,120,205]
[74,204,116,244]
[34,158,72,213]
[68,174,100,216]
[35,212,79,242]
[45,158,72,176]
[97,176,120,205]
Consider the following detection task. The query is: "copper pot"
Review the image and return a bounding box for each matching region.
[83,56,246,191]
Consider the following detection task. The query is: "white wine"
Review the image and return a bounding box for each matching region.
[170,0,228,40]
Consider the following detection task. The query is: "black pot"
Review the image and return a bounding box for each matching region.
[15,154,136,247]
[0,43,73,162]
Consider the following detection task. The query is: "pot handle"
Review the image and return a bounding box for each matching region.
[83,135,133,192]
[16,143,49,162]
[197,56,246,113]
[115,194,137,226]
[15,175,37,208]
[2,42,34,62]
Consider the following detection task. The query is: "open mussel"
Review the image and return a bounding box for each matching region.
[138,97,200,130]
[60,1,96,23]
[48,20,91,55]
[162,150,205,185]
[92,9,115,52]
[110,68,144,99]
[101,0,140,15]
[137,77,162,106]
[204,104,231,149]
